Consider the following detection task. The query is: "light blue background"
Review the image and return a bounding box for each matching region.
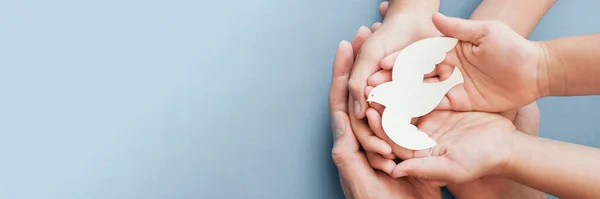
[1,0,598,198]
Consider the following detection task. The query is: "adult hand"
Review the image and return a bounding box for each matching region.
[444,102,546,199]
[381,110,524,183]
[328,23,440,199]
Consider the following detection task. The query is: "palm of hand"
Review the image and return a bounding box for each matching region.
[352,171,440,199]
[436,29,543,112]
[409,110,518,182]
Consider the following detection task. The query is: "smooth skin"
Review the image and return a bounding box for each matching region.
[353,0,554,168]
[355,1,553,198]
[329,30,440,199]
[387,15,600,199]
[349,0,554,118]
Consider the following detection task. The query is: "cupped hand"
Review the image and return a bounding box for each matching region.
[348,1,442,119]
[443,102,546,199]
[427,13,545,113]
[328,17,440,199]
[383,110,522,183]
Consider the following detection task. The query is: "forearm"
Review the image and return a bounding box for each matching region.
[538,34,600,96]
[385,0,439,18]
[505,132,600,198]
[469,0,555,37]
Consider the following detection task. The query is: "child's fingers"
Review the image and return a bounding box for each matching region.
[371,22,382,32]
[352,26,373,58]
[366,151,396,175]
[380,51,400,70]
[367,70,392,87]
[379,1,389,19]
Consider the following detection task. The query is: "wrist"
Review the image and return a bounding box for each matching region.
[501,131,533,179]
[536,40,566,97]
[385,0,439,19]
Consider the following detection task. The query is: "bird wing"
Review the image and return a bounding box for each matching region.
[391,37,458,82]
[381,107,437,150]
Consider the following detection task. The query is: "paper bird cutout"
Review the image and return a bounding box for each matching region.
[367,37,464,150]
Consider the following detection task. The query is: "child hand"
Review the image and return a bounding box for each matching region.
[348,2,443,119]
[426,13,546,112]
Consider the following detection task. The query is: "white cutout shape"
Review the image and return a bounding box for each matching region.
[367,37,464,150]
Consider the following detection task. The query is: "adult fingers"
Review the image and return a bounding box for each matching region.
[365,108,416,160]
[391,156,463,183]
[329,40,374,175]
[332,111,379,182]
[349,95,393,156]
[329,41,354,116]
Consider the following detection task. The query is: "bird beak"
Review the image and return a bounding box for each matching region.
[366,97,372,103]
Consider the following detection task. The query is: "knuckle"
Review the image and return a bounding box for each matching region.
[347,78,363,92]
[332,148,352,166]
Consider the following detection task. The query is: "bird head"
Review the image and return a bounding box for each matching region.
[366,82,394,107]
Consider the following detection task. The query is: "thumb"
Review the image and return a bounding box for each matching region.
[391,156,462,182]
[331,111,376,178]
[432,12,488,45]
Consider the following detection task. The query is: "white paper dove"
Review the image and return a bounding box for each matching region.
[367,37,464,150]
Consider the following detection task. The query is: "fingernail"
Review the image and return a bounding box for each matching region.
[333,112,346,141]
[354,100,360,116]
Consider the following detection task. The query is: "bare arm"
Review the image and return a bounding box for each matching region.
[385,0,439,17]
[506,132,600,198]
[447,1,554,198]
[538,34,600,97]
[469,0,555,37]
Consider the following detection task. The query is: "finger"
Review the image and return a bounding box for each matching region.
[391,156,463,182]
[426,180,448,187]
[380,51,399,70]
[379,1,389,19]
[441,84,473,111]
[329,41,354,116]
[431,12,488,45]
[332,111,379,181]
[433,63,456,80]
[352,26,373,58]
[371,22,382,32]
[514,102,540,136]
[367,70,392,87]
[422,77,454,111]
[350,95,393,156]
[348,42,385,119]
[365,108,416,160]
[366,151,396,175]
